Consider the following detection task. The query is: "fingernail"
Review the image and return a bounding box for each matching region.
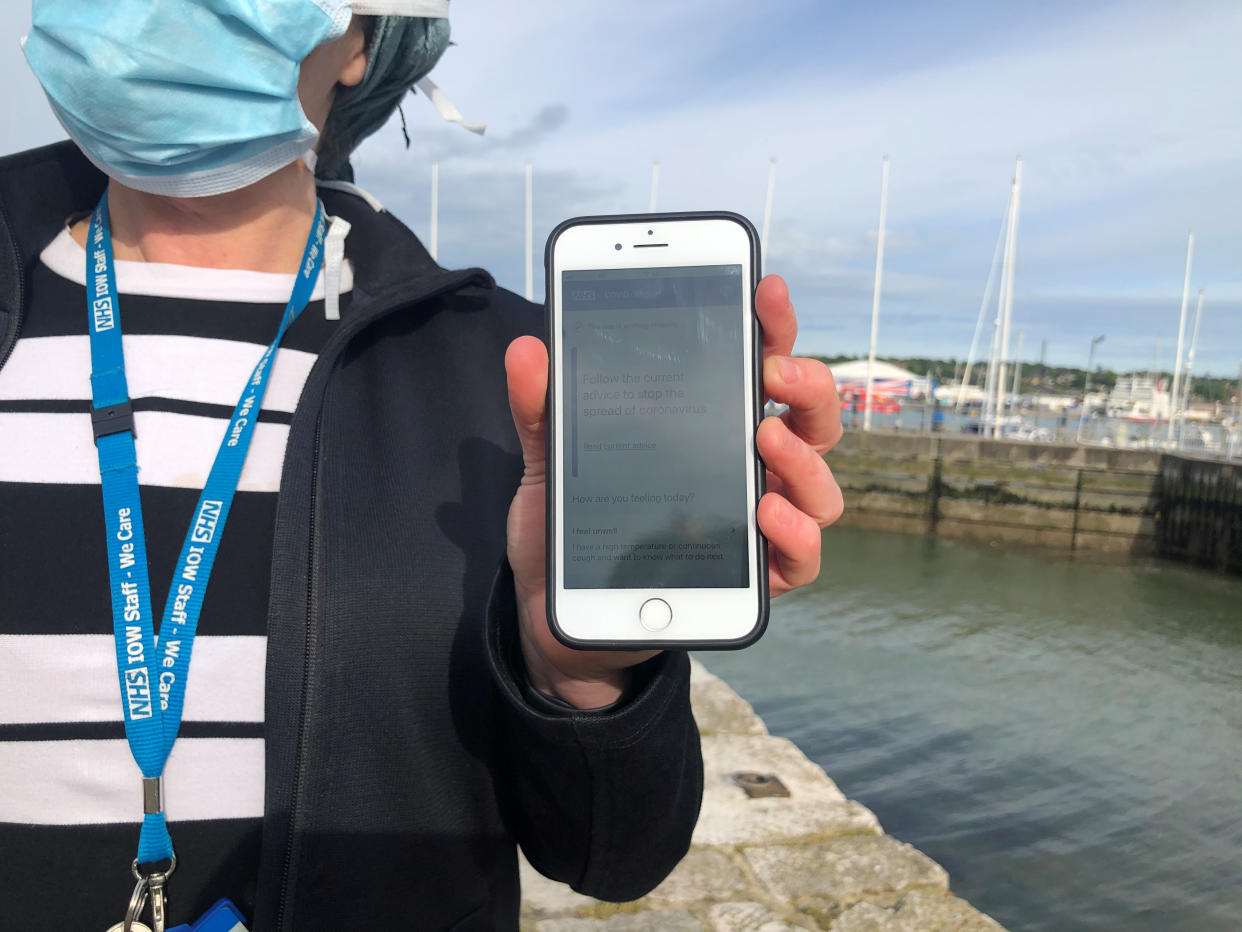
[777,357,799,383]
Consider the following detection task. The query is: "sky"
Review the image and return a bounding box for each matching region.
[3,1,1240,376]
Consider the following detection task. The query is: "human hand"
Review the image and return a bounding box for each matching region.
[504,336,654,710]
[751,274,845,595]
[503,274,843,707]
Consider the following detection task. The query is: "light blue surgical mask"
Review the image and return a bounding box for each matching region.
[23,0,354,198]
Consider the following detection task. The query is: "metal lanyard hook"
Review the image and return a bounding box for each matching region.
[118,856,175,932]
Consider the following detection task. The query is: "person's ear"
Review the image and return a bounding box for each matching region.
[339,23,368,88]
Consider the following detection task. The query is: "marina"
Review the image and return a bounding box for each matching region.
[838,147,1239,466]
[837,400,1242,461]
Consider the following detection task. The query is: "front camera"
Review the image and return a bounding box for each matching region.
[614,243,622,251]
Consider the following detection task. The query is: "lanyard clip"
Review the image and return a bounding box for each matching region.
[92,399,135,444]
[146,873,167,932]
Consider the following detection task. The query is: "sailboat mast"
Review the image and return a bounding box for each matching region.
[429,161,439,261]
[1167,230,1194,443]
[524,161,534,302]
[863,156,889,433]
[1180,289,1205,418]
[984,178,1014,433]
[994,157,1022,438]
[1011,330,1025,399]
[956,201,1010,412]
[761,157,777,274]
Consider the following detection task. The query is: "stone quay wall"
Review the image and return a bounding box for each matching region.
[519,661,1006,932]
[827,430,1162,557]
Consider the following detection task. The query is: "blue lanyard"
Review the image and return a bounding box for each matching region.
[87,191,326,866]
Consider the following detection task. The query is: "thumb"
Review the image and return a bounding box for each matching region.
[505,335,549,481]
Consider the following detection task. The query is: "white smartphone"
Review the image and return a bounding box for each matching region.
[545,212,768,649]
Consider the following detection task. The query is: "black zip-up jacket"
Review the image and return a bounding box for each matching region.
[0,142,703,930]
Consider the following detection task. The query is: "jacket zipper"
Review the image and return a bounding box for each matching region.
[273,414,323,932]
[0,193,27,374]
[269,268,492,928]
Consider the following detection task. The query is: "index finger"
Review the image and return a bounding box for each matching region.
[764,355,843,455]
[755,274,796,359]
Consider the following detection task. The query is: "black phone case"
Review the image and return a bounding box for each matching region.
[543,211,770,651]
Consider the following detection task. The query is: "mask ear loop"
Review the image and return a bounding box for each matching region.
[323,215,351,321]
[414,77,486,135]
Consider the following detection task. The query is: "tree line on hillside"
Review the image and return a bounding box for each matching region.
[809,355,1241,405]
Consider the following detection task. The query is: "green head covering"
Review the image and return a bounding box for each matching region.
[316,14,451,182]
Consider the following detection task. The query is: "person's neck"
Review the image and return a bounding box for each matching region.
[70,160,319,273]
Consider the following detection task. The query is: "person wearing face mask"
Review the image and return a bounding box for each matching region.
[0,1,845,930]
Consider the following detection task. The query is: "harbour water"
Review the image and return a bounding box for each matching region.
[699,526,1242,932]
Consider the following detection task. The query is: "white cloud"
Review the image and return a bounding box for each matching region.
[2,0,1239,371]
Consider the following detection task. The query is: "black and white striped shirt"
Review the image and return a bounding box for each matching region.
[0,227,351,924]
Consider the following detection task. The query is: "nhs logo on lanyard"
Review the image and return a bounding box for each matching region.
[192,499,224,545]
[92,294,114,332]
[124,666,153,720]
[121,591,153,719]
[90,229,114,331]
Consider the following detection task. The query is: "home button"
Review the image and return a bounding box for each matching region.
[639,598,672,631]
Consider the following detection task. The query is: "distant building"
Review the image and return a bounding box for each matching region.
[1107,376,1170,421]
[935,382,987,405]
[934,384,1077,411]
[1032,394,1077,412]
[830,360,931,400]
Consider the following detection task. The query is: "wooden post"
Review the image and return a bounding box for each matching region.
[928,447,943,535]
[1070,468,1084,553]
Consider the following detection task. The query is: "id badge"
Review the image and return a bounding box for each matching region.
[166,898,249,932]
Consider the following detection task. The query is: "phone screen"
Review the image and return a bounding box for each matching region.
[561,264,750,590]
